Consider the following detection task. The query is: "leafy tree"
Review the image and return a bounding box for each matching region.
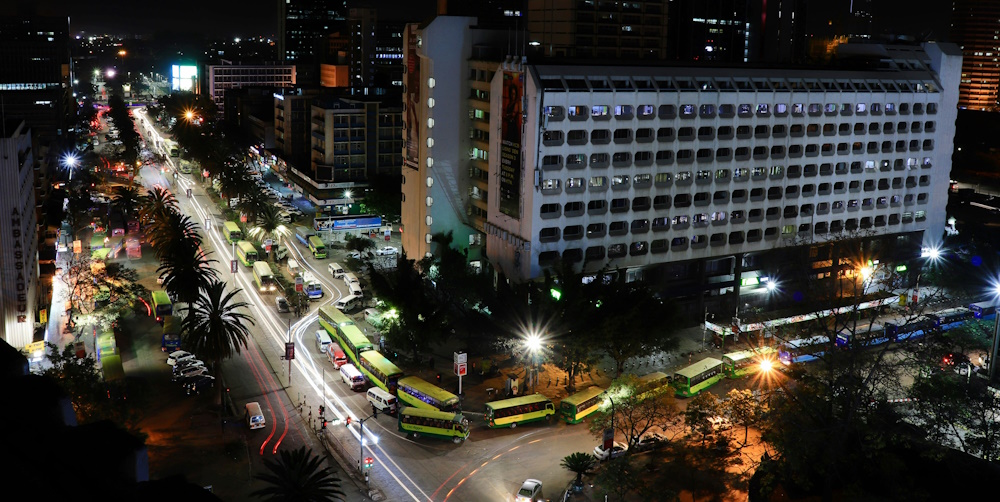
[560,452,596,488]
[532,262,598,392]
[595,456,638,502]
[684,392,722,446]
[589,375,681,451]
[181,280,255,408]
[344,233,377,256]
[62,255,148,330]
[251,446,345,501]
[356,173,402,222]
[723,388,764,447]
[366,252,447,359]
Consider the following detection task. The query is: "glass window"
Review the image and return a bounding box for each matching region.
[592,105,610,117]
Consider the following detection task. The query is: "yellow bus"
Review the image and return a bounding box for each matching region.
[398,406,470,443]
[308,235,326,259]
[236,240,258,268]
[559,386,605,424]
[252,261,278,293]
[358,350,403,394]
[223,221,242,244]
[396,376,461,412]
[151,290,173,322]
[484,394,555,429]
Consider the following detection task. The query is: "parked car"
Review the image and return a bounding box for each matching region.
[376,246,398,256]
[172,365,207,382]
[185,374,216,395]
[166,350,194,366]
[172,358,205,372]
[275,296,290,313]
[631,432,667,452]
[515,479,543,502]
[593,441,628,461]
[347,250,362,260]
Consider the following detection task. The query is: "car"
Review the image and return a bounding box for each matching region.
[282,193,294,202]
[172,358,205,372]
[707,415,732,432]
[593,441,628,461]
[631,432,667,452]
[376,246,398,256]
[364,308,381,324]
[172,365,207,382]
[277,212,293,224]
[185,374,216,395]
[515,479,543,502]
[286,208,304,217]
[275,296,290,313]
[166,350,194,366]
[347,250,362,260]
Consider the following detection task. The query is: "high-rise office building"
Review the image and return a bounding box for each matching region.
[310,96,402,182]
[484,43,961,316]
[278,0,348,85]
[527,0,670,61]
[951,0,1000,111]
[206,62,296,119]
[0,119,40,349]
[399,17,507,262]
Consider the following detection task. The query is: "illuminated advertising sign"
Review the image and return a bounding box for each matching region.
[170,65,198,91]
[313,215,382,231]
[403,27,420,167]
[499,71,523,219]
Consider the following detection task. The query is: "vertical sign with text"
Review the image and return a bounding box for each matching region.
[499,71,523,219]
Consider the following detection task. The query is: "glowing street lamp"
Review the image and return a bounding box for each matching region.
[524,332,543,394]
[62,153,79,180]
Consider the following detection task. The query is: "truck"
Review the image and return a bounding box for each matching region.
[294,226,315,246]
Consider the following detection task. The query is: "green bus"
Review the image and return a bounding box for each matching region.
[397,376,461,412]
[318,306,372,365]
[161,315,181,352]
[151,290,173,322]
[223,221,242,244]
[398,406,470,443]
[236,240,258,268]
[484,394,555,429]
[673,357,724,398]
[358,350,404,394]
[722,347,776,378]
[252,261,278,293]
[308,235,326,259]
[559,386,606,424]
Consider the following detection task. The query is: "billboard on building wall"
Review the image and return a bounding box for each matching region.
[499,71,524,219]
[404,28,420,166]
[170,65,198,91]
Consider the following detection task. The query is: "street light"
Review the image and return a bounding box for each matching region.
[524,332,543,394]
[62,153,79,180]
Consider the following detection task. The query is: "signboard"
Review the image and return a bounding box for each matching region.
[39,309,47,324]
[73,239,82,254]
[603,428,615,450]
[231,260,238,273]
[264,239,273,252]
[285,342,295,360]
[24,340,45,355]
[403,26,421,167]
[454,352,467,364]
[384,228,390,241]
[295,275,304,292]
[313,215,382,232]
[499,71,524,219]
[454,362,467,376]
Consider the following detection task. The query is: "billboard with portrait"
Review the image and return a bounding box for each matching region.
[404,27,420,167]
[499,71,523,219]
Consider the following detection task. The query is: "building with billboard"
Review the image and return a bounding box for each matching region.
[170,64,198,92]
[484,42,961,317]
[399,17,506,263]
[0,120,40,349]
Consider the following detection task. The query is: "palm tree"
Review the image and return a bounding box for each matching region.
[247,204,291,261]
[147,211,203,261]
[561,452,596,489]
[158,241,218,309]
[181,280,254,408]
[251,446,345,501]
[111,185,141,220]
[238,186,270,223]
[139,186,178,228]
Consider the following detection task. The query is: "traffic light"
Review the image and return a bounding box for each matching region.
[363,456,374,470]
[319,405,325,416]
[345,416,352,426]
[321,419,327,430]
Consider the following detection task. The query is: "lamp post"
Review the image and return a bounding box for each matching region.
[525,333,542,394]
[702,309,714,349]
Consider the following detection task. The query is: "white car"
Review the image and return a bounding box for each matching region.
[376,246,398,256]
[347,250,362,260]
[172,365,207,382]
[167,350,194,366]
[593,441,628,461]
[172,359,205,373]
[515,479,543,502]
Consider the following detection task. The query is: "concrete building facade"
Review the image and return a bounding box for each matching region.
[0,120,40,348]
[485,43,962,315]
[206,62,296,119]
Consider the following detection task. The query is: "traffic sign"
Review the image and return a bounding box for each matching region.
[454,362,467,376]
[264,239,273,252]
[295,275,304,292]
[285,342,295,360]
[231,260,238,273]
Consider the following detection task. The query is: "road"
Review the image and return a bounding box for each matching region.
[137,108,599,501]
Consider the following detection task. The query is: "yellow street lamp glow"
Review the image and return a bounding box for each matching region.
[759,359,773,373]
[860,266,873,280]
[184,110,195,121]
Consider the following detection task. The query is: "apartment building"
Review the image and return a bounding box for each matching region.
[486,42,962,314]
[206,62,296,118]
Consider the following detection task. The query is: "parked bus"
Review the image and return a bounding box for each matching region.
[294,226,315,246]
[161,315,181,352]
[152,290,172,322]
[721,347,776,378]
[484,394,555,429]
[127,218,140,235]
[673,357,724,398]
[396,376,461,412]
[559,386,605,424]
[638,371,669,390]
[835,323,888,349]
[358,350,403,394]
[252,261,278,293]
[109,211,125,237]
[223,221,242,244]
[886,318,936,343]
[969,301,997,320]
[398,406,470,443]
[927,307,973,331]
[318,306,373,365]
[778,335,831,366]
[308,235,327,259]
[236,240,258,268]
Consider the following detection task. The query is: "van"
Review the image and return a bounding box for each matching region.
[287,259,301,278]
[349,284,364,298]
[366,387,398,415]
[245,402,265,429]
[315,330,330,353]
[328,262,345,279]
[340,363,366,391]
[327,342,348,369]
[343,273,360,286]
[334,294,361,312]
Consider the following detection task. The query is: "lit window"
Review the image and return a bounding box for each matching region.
[427,77,435,88]
[427,98,435,108]
[792,103,804,115]
[426,177,434,187]
[592,105,609,117]
[856,103,866,113]
[426,196,434,207]
[427,118,434,128]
